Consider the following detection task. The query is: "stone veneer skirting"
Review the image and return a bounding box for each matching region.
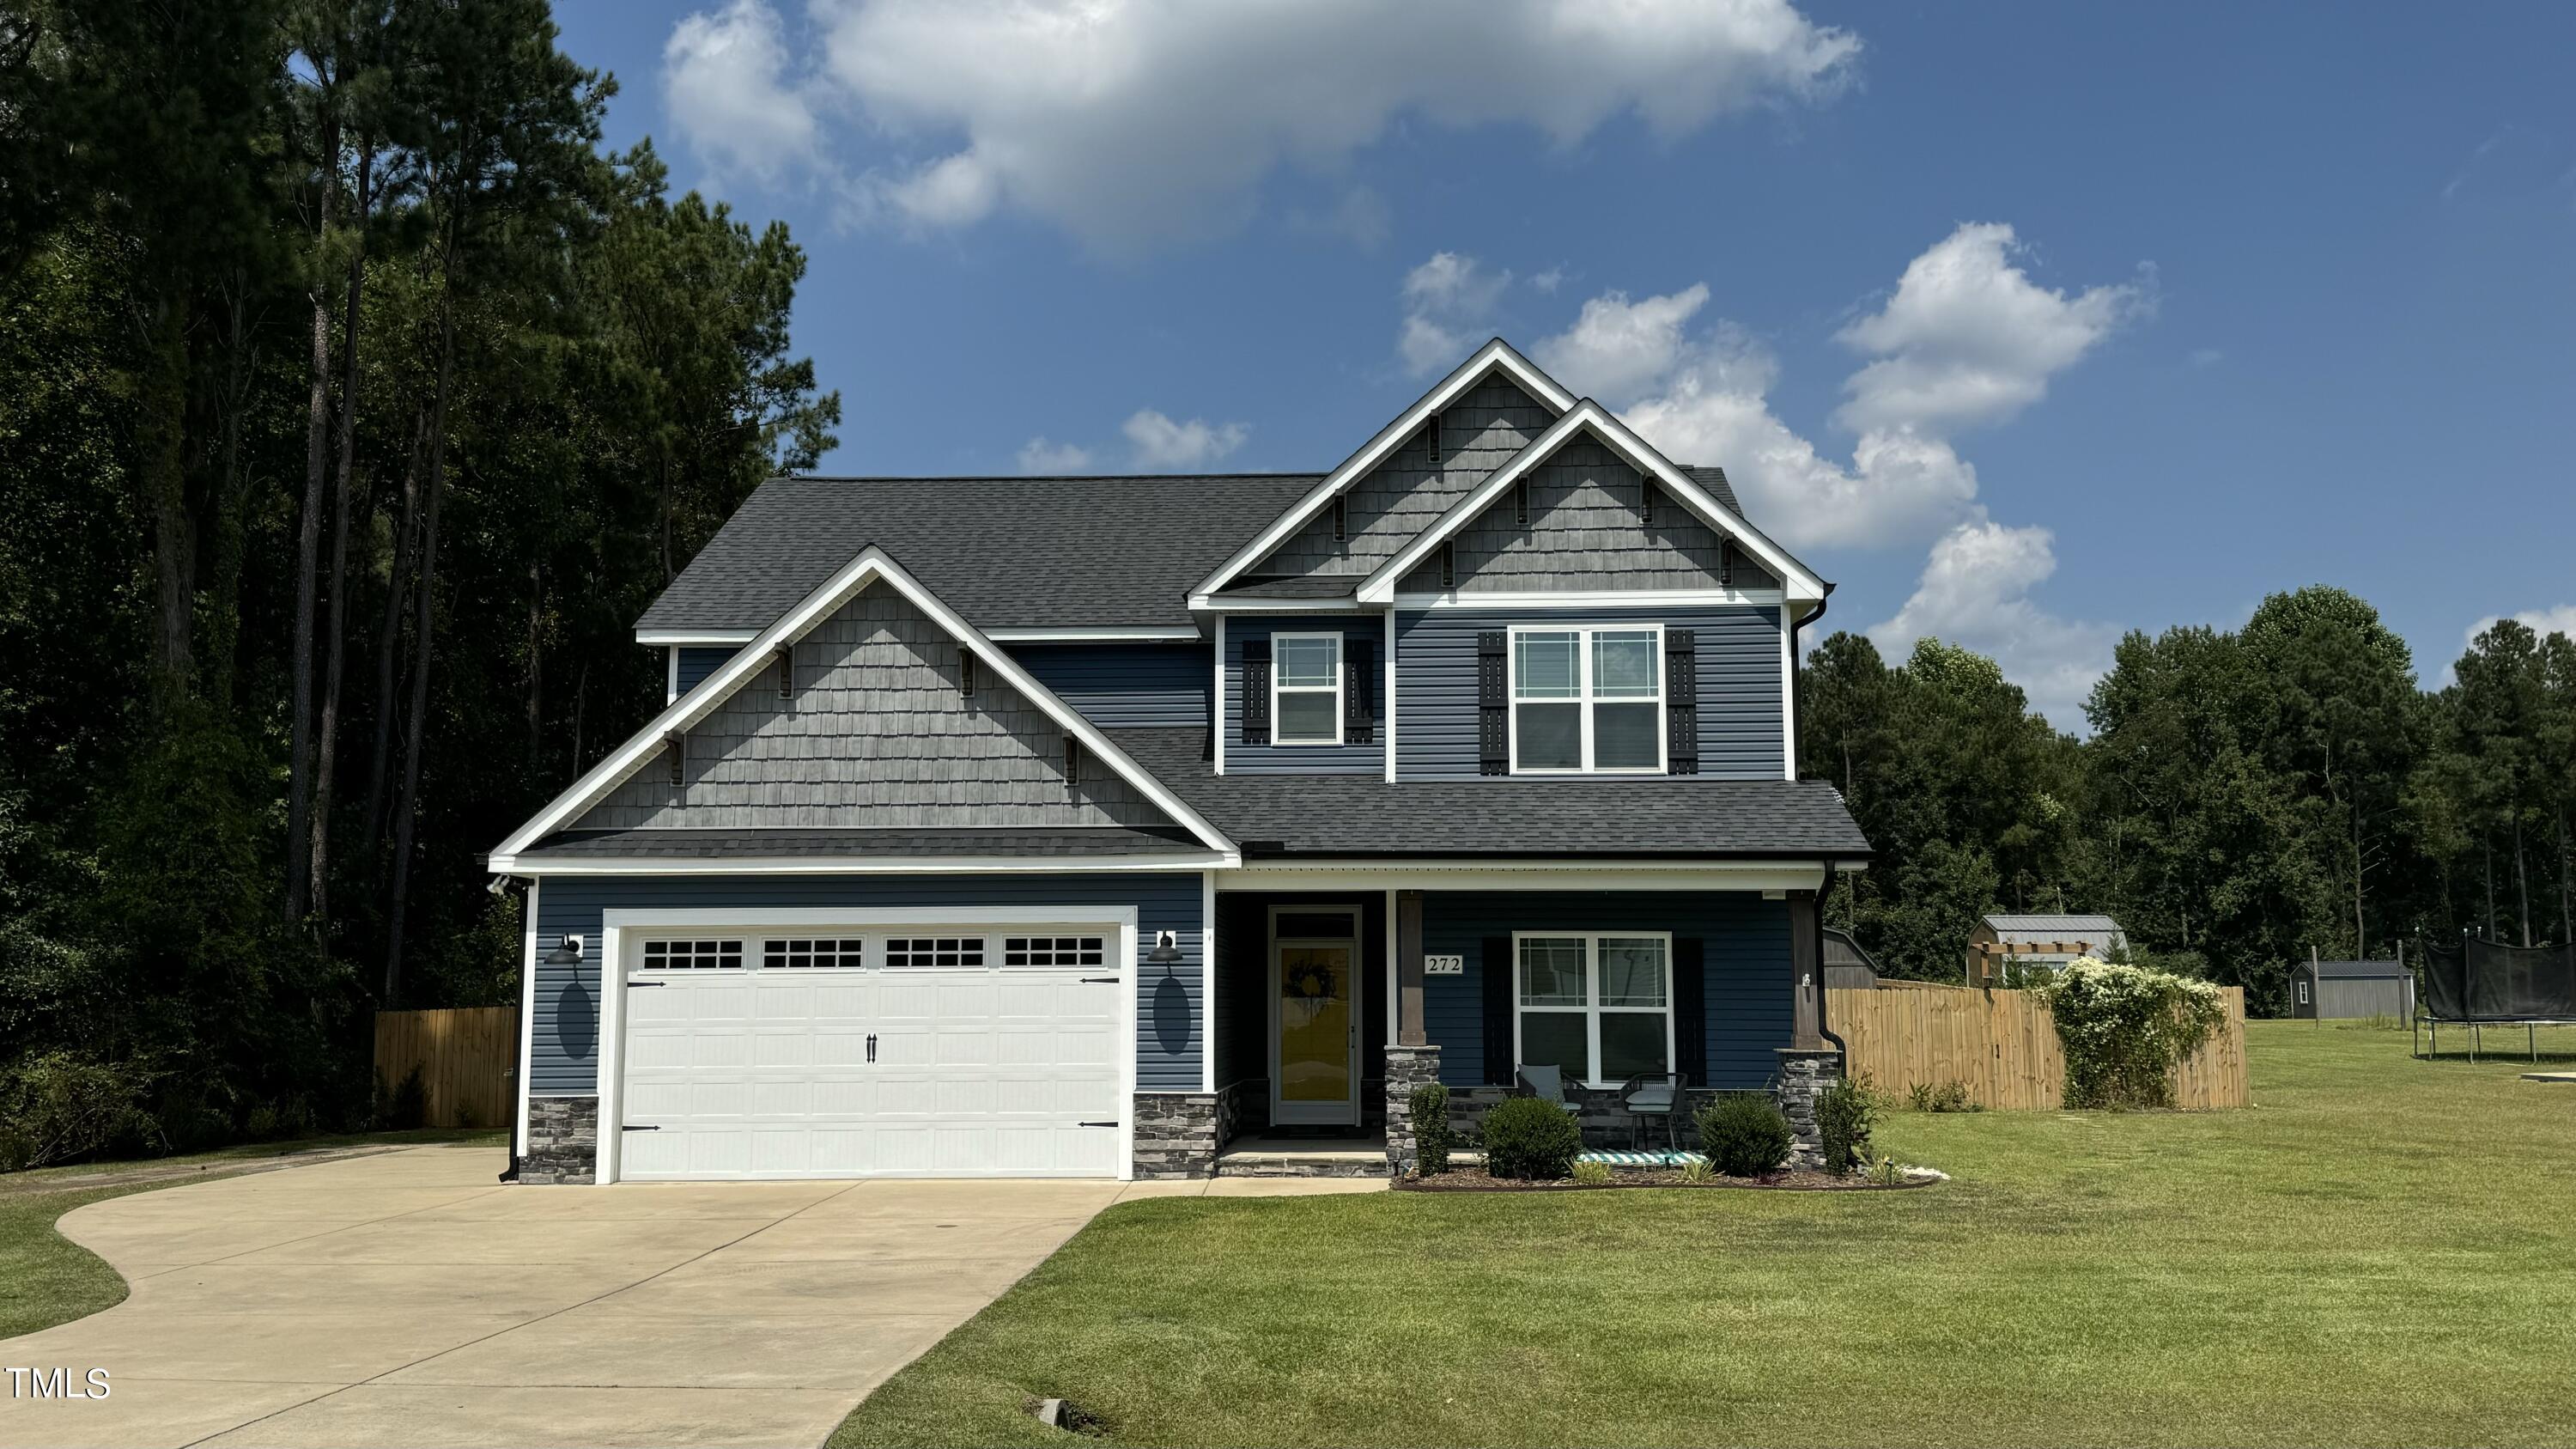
[1771,1048,1841,1168]
[1381,1045,1443,1170]
[1432,1050,1845,1158]
[519,1095,598,1184]
[1132,1092,1221,1179]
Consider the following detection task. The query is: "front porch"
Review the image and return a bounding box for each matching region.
[1135,875,1844,1178]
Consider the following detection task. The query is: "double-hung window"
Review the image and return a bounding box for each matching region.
[1510,624,1662,772]
[1514,933,1674,1086]
[1272,633,1343,745]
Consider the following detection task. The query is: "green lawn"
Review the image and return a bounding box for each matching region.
[0,1129,506,1342]
[835,1021,2576,1447]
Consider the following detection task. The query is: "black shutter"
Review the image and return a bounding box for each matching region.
[1481,935,1515,1085]
[1345,638,1375,744]
[1477,630,1509,776]
[1666,629,1698,776]
[1674,939,1707,1087]
[1241,637,1270,746]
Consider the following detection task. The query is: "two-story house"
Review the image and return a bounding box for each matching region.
[487,339,1871,1184]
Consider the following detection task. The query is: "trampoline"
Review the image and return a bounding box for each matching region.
[2416,936,2576,1062]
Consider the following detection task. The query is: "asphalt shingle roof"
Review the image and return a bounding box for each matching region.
[1106,728,1869,858]
[515,825,1207,860]
[636,473,1323,635]
[1983,914,2125,936]
[2310,959,2412,978]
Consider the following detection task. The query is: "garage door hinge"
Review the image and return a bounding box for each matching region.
[622,1124,659,1131]
[1080,976,1121,983]
[1078,1121,1117,1128]
[629,981,666,988]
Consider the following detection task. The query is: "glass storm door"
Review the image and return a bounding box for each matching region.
[1271,910,1360,1125]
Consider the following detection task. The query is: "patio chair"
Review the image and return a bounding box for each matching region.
[1617,1072,1686,1154]
[1514,1063,1584,1121]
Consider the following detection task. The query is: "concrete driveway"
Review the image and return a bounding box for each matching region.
[0,1143,1379,1448]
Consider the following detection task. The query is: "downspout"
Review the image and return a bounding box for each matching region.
[1816,855,1848,1062]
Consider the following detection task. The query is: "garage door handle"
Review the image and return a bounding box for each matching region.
[866,1033,877,1062]
[1078,1121,1117,1128]
[622,1124,659,1132]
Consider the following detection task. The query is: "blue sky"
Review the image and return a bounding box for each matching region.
[555,1,2576,726]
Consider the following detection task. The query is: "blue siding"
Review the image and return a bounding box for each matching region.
[1394,606,1783,780]
[675,646,734,694]
[1008,642,1210,728]
[527,873,1205,1096]
[1223,615,1383,775]
[1419,892,1791,1090]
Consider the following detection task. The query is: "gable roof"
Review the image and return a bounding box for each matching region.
[1982,914,2126,937]
[635,473,1319,640]
[498,546,1239,866]
[1357,401,1827,604]
[1188,338,1578,605]
[2307,959,2412,979]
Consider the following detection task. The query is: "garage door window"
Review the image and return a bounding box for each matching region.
[763,938,865,970]
[1004,935,1107,969]
[884,936,987,969]
[641,939,744,970]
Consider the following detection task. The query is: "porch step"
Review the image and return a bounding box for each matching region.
[1214,1135,1390,1179]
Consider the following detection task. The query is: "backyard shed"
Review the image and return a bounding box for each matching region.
[1823,927,1880,990]
[1966,913,2128,983]
[2290,958,2416,1020]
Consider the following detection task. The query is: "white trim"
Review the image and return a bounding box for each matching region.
[1212,615,1227,776]
[489,851,1236,876]
[1394,588,1784,611]
[514,878,538,1160]
[1355,400,1828,606]
[1267,904,1364,1127]
[1192,339,1577,600]
[664,648,678,707]
[1382,611,1397,782]
[489,545,1237,862]
[1779,601,1797,781]
[1509,929,1677,1090]
[635,630,756,646]
[1230,862,1831,893]
[984,626,1201,642]
[1269,631,1346,746]
[594,904,1141,1184]
[1201,871,1218,1094]
[1506,623,1667,776]
[1383,887,1399,1047]
[1188,594,1370,613]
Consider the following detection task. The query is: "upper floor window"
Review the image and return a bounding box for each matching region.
[1510,624,1662,773]
[1272,633,1343,745]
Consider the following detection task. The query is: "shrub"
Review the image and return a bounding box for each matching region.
[2038,957,2228,1109]
[0,1050,163,1172]
[1907,1080,1978,1113]
[1480,1096,1583,1179]
[1815,1073,1879,1175]
[1407,1081,1451,1176]
[1694,1093,1792,1178]
[1679,1155,1716,1184]
[1570,1160,1612,1185]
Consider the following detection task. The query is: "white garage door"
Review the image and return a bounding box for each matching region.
[617,928,1124,1180]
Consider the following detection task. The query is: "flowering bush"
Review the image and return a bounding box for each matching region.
[2038,958,2228,1109]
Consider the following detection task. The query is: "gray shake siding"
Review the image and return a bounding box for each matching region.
[676,646,734,694]
[1392,437,1779,594]
[1008,642,1209,728]
[580,581,1173,830]
[1223,615,1382,775]
[528,872,1206,1095]
[1251,375,1552,579]
[1394,605,1785,779]
[1418,891,1790,1090]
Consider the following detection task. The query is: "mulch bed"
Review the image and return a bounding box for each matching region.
[1399,1166,1934,1191]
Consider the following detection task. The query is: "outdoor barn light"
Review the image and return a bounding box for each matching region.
[1146,930,1183,966]
[545,935,584,965]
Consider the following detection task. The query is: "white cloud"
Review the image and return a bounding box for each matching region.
[1398,252,1512,376]
[1834,222,2149,435]
[1123,409,1249,468]
[1529,266,1567,295]
[1016,436,1092,473]
[663,0,823,184]
[669,0,1858,250]
[1534,283,1710,402]
[1868,521,2120,729]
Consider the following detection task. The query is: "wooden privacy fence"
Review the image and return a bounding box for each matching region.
[1826,984,2248,1110]
[374,1007,515,1129]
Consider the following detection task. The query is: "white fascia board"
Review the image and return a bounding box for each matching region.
[1190,338,1576,599]
[635,630,757,646]
[1391,588,1787,611]
[983,626,1202,642]
[1354,401,1830,606]
[491,545,1238,860]
[489,852,1236,875]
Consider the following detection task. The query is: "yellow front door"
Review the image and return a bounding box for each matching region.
[1273,905,1359,1125]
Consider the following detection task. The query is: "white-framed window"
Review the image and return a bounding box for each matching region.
[1512,932,1674,1087]
[762,937,865,970]
[1510,624,1664,773]
[2297,980,2310,1006]
[1271,632,1343,746]
[641,939,744,971]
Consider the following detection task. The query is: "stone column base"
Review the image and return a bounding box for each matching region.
[520,1096,598,1184]
[1132,1092,1221,1179]
[1382,1045,1443,1172]
[1772,1048,1843,1170]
